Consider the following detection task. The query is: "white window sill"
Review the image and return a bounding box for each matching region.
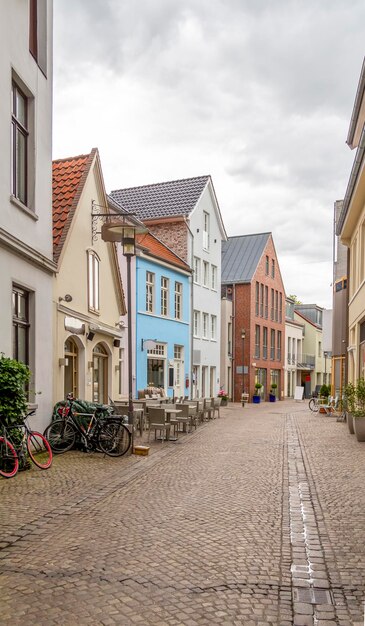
[10,195,38,220]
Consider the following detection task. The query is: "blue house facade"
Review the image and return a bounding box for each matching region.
[135,234,191,399]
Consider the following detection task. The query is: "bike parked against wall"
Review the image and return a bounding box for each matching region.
[44,393,131,457]
[0,410,52,479]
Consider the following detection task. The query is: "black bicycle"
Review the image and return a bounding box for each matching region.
[44,393,131,457]
[0,410,52,479]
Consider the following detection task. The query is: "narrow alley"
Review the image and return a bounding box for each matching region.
[1,401,364,625]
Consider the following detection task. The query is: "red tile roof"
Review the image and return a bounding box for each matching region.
[136,232,191,272]
[52,150,96,263]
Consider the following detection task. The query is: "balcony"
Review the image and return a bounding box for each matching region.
[296,354,315,370]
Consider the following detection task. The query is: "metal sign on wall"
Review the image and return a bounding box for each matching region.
[64,317,85,335]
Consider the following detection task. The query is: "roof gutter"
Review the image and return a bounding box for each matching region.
[337,123,365,236]
[346,57,365,147]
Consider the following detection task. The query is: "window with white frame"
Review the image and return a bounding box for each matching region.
[211,265,217,290]
[147,343,166,356]
[277,331,282,360]
[174,281,182,319]
[202,313,209,339]
[263,327,268,359]
[203,261,209,287]
[146,271,155,313]
[193,310,200,337]
[211,315,217,340]
[29,0,47,75]
[270,329,275,360]
[161,276,169,316]
[203,211,210,250]
[88,251,100,312]
[12,285,30,365]
[193,257,200,283]
[11,81,29,206]
[254,325,260,358]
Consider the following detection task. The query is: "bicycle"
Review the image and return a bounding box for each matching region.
[44,393,131,457]
[0,410,52,479]
[308,397,320,412]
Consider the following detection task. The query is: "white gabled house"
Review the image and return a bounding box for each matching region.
[52,149,126,416]
[0,1,55,431]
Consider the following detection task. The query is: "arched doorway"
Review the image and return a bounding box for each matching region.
[92,343,108,403]
[64,337,78,398]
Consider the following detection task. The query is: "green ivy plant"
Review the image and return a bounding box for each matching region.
[0,354,30,425]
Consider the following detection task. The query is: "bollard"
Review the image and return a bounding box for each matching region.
[241,392,249,407]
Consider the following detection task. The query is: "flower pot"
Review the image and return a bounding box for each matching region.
[347,412,355,435]
[220,398,228,407]
[269,394,276,402]
[353,416,365,441]
[252,395,261,404]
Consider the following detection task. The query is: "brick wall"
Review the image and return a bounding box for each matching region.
[147,222,189,264]
[232,236,286,402]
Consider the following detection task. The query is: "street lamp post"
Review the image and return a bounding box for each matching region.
[101,220,147,450]
[324,351,328,385]
[241,329,246,404]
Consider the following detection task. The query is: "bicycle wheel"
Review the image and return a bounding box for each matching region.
[26,432,52,469]
[308,398,318,412]
[97,419,131,457]
[44,420,76,453]
[0,436,19,478]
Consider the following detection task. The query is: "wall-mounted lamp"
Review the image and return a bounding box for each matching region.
[59,358,68,367]
[113,338,121,348]
[58,294,73,303]
[86,331,95,341]
[88,361,94,369]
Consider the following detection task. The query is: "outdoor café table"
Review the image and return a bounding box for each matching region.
[164,408,182,441]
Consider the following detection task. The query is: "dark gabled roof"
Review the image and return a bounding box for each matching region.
[110,176,210,221]
[221,233,271,283]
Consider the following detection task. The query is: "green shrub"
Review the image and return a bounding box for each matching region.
[0,354,30,425]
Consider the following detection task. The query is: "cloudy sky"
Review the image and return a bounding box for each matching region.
[53,0,365,308]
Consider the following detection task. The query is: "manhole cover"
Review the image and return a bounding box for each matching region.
[294,588,333,605]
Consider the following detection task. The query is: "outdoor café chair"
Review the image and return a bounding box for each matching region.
[147,407,171,443]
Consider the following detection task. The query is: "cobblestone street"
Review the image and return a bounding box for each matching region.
[1,401,365,625]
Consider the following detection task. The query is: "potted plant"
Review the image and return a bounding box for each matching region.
[217,389,228,407]
[353,378,365,442]
[253,382,262,404]
[344,381,356,434]
[269,383,277,402]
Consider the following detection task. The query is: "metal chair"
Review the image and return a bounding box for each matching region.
[147,407,171,442]
[212,397,222,418]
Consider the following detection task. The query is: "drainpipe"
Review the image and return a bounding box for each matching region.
[184,217,194,400]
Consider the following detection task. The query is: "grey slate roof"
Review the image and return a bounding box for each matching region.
[221,233,271,283]
[110,176,210,221]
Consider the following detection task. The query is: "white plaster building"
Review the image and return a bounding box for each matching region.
[0,1,55,431]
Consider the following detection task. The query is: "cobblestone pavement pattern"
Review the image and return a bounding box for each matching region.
[0,401,364,625]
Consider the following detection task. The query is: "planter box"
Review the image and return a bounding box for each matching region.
[353,416,365,442]
[220,398,228,407]
[347,412,355,435]
[269,394,276,402]
[252,395,261,404]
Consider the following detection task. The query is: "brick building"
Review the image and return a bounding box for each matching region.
[221,233,286,402]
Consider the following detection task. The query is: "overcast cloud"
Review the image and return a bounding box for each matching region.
[53,0,365,308]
